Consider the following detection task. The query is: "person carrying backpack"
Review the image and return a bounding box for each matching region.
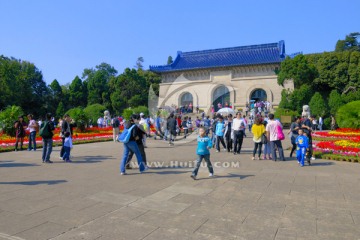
[119,115,147,175]
[40,113,55,163]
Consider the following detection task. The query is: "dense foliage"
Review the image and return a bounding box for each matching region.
[277,33,360,127]
[0,55,161,121]
[336,101,360,129]
[0,106,24,136]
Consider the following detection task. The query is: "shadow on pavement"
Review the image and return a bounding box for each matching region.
[198,174,255,180]
[0,161,40,168]
[71,155,115,164]
[0,180,67,185]
[309,161,335,166]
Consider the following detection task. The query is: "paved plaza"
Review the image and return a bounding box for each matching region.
[0,133,359,240]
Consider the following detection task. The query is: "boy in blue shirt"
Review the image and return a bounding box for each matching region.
[191,127,214,180]
[296,129,309,167]
[62,132,73,162]
[215,116,226,152]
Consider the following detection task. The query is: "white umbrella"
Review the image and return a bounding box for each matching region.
[217,107,235,115]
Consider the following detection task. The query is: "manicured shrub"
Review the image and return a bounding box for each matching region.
[336,101,360,129]
[0,105,24,136]
[274,108,299,120]
[309,92,327,117]
[84,104,106,126]
[65,107,89,132]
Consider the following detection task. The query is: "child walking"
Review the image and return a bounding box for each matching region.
[295,129,309,167]
[62,132,73,162]
[215,116,226,152]
[191,127,214,180]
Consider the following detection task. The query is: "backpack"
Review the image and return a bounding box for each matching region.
[39,121,52,138]
[112,118,120,128]
[118,124,136,143]
[211,120,218,132]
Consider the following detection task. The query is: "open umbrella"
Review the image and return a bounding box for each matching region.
[217,107,235,115]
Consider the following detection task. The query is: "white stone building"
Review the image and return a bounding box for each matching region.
[150,41,294,113]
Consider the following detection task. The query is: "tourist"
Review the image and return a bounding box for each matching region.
[60,114,72,159]
[224,114,233,152]
[331,115,336,130]
[27,114,37,151]
[318,115,323,131]
[62,132,73,162]
[248,115,254,132]
[215,116,226,152]
[40,113,55,163]
[288,116,301,158]
[14,115,27,151]
[120,114,147,175]
[232,112,246,155]
[126,114,148,169]
[97,116,104,128]
[241,115,247,137]
[262,120,272,160]
[296,129,309,167]
[182,116,189,138]
[203,116,211,136]
[111,115,120,142]
[301,114,315,163]
[154,114,164,140]
[167,113,177,146]
[266,113,285,161]
[190,127,214,180]
[251,117,265,160]
[195,117,201,133]
[312,117,317,132]
[139,113,148,147]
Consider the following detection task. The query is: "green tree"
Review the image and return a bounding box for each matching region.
[135,57,144,70]
[336,100,360,128]
[0,105,24,136]
[309,92,327,117]
[277,54,317,88]
[109,68,147,113]
[278,89,292,110]
[289,84,314,113]
[69,76,87,107]
[55,102,66,119]
[83,62,117,107]
[84,104,106,126]
[335,32,360,52]
[65,107,89,132]
[328,90,344,115]
[167,56,173,64]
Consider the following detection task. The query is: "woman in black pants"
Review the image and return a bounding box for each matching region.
[288,116,301,158]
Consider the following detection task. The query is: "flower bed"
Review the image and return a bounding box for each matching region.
[312,128,360,162]
[0,126,114,152]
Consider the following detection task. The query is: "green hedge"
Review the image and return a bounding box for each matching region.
[336,100,360,129]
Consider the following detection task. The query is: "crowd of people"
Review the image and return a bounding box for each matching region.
[12,104,328,175]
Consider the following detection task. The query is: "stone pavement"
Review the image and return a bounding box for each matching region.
[0,132,359,240]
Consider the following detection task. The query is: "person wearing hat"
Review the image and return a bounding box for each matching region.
[14,115,27,151]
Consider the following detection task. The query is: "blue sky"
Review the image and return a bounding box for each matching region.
[0,0,359,85]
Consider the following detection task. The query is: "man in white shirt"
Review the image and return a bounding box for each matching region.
[27,114,37,151]
[232,112,246,155]
[266,113,285,161]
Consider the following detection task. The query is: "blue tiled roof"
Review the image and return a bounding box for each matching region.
[150,41,286,73]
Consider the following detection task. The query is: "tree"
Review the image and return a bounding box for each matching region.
[309,92,327,117]
[328,90,343,115]
[287,84,314,113]
[167,56,173,65]
[69,76,87,107]
[0,105,24,136]
[336,100,360,129]
[109,68,147,113]
[278,89,292,110]
[83,63,117,107]
[84,104,106,126]
[65,107,89,132]
[55,102,65,119]
[335,32,360,52]
[277,55,317,88]
[0,55,48,117]
[135,57,144,70]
